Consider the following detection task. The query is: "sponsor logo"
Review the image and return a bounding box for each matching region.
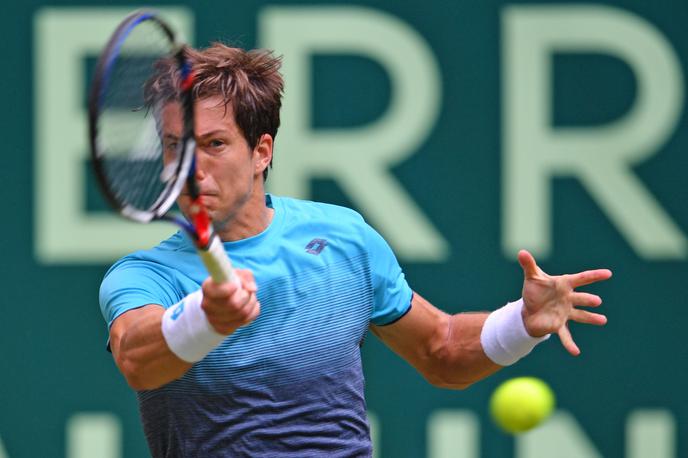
[305,238,328,255]
[171,302,185,320]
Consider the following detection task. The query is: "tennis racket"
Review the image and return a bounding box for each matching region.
[88,10,238,285]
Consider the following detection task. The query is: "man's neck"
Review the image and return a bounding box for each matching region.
[215,187,274,242]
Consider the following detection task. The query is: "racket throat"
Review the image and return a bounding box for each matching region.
[189,197,212,247]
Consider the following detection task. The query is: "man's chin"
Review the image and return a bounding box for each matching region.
[178,202,211,222]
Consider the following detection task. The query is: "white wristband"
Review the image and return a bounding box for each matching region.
[161,290,226,363]
[480,298,550,366]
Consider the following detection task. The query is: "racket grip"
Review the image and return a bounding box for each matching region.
[198,234,241,286]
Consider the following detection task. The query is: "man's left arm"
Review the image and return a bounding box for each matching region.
[371,293,498,389]
[370,250,612,389]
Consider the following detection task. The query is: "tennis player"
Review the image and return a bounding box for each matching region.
[99,43,612,457]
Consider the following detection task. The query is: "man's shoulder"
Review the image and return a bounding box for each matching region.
[104,231,192,276]
[270,196,381,256]
[273,195,366,225]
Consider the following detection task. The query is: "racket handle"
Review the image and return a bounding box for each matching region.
[198,234,241,286]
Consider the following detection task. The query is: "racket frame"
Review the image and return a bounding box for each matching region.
[88,10,238,284]
[88,10,191,224]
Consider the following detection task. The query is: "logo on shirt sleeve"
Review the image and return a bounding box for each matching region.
[305,238,328,255]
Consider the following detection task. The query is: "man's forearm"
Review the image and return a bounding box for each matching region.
[429,312,502,389]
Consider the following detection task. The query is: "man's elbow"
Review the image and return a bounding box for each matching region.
[420,346,476,390]
[116,355,160,391]
[423,368,475,390]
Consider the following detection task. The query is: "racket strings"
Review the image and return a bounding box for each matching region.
[96,19,185,214]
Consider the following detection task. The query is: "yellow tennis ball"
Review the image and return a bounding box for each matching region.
[489,377,555,434]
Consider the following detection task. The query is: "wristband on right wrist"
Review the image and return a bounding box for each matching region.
[480,298,550,366]
[161,289,226,363]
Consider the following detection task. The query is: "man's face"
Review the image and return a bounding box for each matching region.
[161,96,260,229]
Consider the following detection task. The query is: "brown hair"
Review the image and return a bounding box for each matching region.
[146,43,284,180]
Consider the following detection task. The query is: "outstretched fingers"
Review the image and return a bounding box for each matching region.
[518,249,540,279]
[570,308,607,326]
[558,325,581,356]
[568,269,612,288]
[571,291,602,307]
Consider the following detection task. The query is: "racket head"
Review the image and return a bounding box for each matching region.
[88,10,194,223]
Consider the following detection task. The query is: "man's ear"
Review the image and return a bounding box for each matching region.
[253,134,273,176]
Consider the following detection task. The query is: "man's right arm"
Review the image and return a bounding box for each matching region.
[108,270,259,391]
[110,305,193,391]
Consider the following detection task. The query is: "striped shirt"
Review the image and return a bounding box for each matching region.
[99,195,413,457]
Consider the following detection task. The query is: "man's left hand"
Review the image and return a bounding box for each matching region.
[518,249,612,356]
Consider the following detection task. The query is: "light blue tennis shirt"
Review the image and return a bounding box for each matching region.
[99,195,413,457]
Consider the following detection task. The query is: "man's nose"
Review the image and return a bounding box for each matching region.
[194,148,208,181]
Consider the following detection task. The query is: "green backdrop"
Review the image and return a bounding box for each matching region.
[2,0,686,457]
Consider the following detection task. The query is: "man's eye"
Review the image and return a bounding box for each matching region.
[209,139,224,148]
[163,140,178,151]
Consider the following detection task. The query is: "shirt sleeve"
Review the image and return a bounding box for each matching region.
[99,259,181,329]
[363,224,413,326]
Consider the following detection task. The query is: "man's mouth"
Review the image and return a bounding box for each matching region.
[181,192,218,198]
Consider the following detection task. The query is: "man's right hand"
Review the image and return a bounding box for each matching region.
[201,269,260,335]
